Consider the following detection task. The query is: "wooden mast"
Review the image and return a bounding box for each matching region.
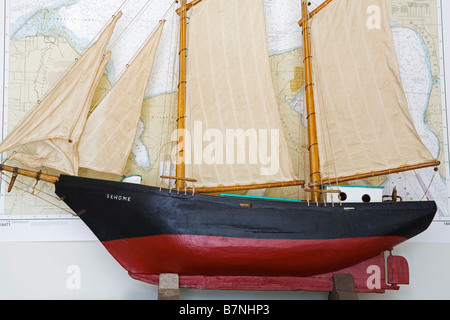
[176,0,204,14]
[171,0,305,194]
[298,0,334,27]
[176,0,188,190]
[301,0,321,202]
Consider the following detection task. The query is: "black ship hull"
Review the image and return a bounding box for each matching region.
[54,175,436,289]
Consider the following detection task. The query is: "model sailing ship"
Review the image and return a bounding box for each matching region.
[0,0,440,292]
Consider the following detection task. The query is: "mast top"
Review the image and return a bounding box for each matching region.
[176,0,204,14]
[299,0,334,26]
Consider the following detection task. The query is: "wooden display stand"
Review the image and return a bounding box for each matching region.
[328,274,358,300]
[158,274,180,300]
[154,253,409,300]
[158,272,359,300]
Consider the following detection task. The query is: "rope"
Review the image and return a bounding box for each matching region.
[82,0,129,53]
[90,1,176,114]
[160,4,179,188]
[108,0,176,52]
[418,168,438,201]
[108,0,154,51]
[306,14,342,204]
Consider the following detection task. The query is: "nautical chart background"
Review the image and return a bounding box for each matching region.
[0,0,449,241]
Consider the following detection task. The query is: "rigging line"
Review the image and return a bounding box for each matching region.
[417,168,438,201]
[108,0,175,52]
[440,0,450,170]
[309,13,339,187]
[162,4,180,185]
[84,0,129,52]
[169,5,182,188]
[184,1,194,189]
[160,7,179,187]
[108,0,153,50]
[298,86,307,201]
[90,1,176,114]
[1,0,7,166]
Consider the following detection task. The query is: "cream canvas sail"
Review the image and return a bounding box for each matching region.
[309,0,438,183]
[0,12,123,175]
[185,0,297,189]
[78,21,165,176]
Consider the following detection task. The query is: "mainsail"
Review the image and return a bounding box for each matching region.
[0,12,123,176]
[309,0,439,184]
[184,0,298,189]
[78,20,166,176]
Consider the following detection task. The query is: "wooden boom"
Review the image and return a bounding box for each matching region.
[187,180,305,194]
[309,161,441,188]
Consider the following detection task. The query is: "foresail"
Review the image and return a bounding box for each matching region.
[0,12,122,175]
[184,0,298,189]
[78,21,165,176]
[309,0,438,184]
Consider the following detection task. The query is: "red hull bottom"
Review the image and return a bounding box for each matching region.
[103,234,408,293]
